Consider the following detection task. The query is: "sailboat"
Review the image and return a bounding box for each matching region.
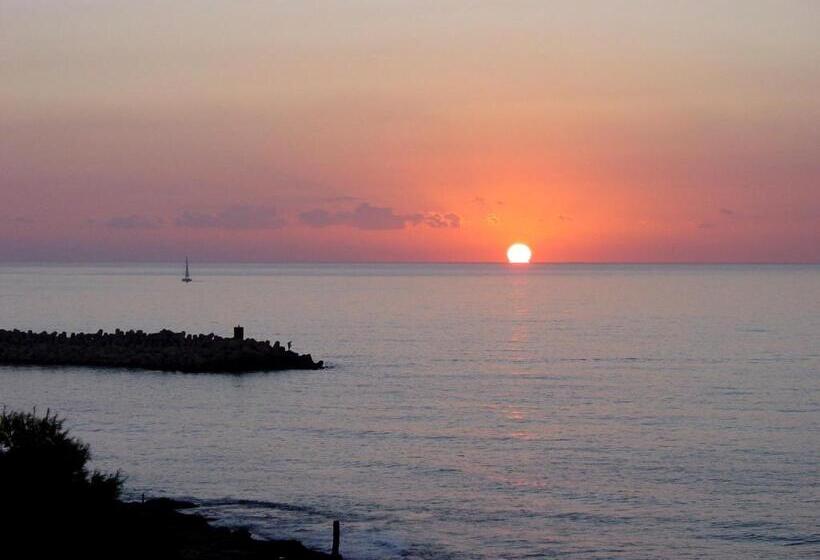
[182,257,192,283]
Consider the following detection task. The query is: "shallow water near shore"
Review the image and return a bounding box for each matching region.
[1,263,818,559]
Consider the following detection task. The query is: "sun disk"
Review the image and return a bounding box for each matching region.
[506,243,532,264]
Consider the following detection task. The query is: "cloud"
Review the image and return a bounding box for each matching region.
[299,203,460,231]
[300,203,406,230]
[323,195,361,203]
[420,213,460,228]
[176,205,285,230]
[106,214,163,229]
[719,207,735,216]
[298,209,341,228]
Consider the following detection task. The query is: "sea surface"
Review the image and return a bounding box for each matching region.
[1,263,818,559]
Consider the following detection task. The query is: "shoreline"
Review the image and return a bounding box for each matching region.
[1,408,340,559]
[117,496,339,559]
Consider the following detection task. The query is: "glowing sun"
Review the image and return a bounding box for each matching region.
[506,243,532,264]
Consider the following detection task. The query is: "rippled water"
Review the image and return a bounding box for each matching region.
[0,264,818,559]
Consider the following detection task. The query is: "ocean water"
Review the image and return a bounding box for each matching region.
[0,263,818,559]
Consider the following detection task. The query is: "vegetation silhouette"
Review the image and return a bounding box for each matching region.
[0,407,123,505]
[0,409,336,559]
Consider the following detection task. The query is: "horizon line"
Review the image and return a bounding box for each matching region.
[1,259,818,266]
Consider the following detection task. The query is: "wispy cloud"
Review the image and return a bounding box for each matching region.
[323,195,361,204]
[176,205,285,230]
[299,203,460,231]
[106,214,163,229]
[420,213,460,228]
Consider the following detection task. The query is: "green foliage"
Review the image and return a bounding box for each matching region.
[0,408,123,506]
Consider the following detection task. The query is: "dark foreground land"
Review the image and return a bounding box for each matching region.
[0,327,323,373]
[0,409,337,559]
[8,496,337,559]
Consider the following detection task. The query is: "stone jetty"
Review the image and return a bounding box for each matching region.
[0,326,323,373]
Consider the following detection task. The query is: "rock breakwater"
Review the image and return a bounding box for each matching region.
[0,327,323,373]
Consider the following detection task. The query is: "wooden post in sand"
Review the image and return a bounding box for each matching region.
[332,520,340,557]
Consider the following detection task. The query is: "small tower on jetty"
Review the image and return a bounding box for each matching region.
[233,325,244,341]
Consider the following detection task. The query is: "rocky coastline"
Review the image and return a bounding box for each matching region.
[0,327,323,373]
[106,497,337,559]
[1,409,339,559]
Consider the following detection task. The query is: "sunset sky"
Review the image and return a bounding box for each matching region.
[2,1,818,262]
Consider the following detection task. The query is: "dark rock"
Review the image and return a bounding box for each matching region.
[0,328,325,373]
[143,497,197,510]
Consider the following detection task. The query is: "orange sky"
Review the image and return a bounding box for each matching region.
[1,1,818,262]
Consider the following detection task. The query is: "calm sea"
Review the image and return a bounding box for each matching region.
[1,264,818,559]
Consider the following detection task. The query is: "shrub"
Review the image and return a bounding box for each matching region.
[0,408,123,507]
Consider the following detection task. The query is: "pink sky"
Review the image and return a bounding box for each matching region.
[1,1,818,262]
